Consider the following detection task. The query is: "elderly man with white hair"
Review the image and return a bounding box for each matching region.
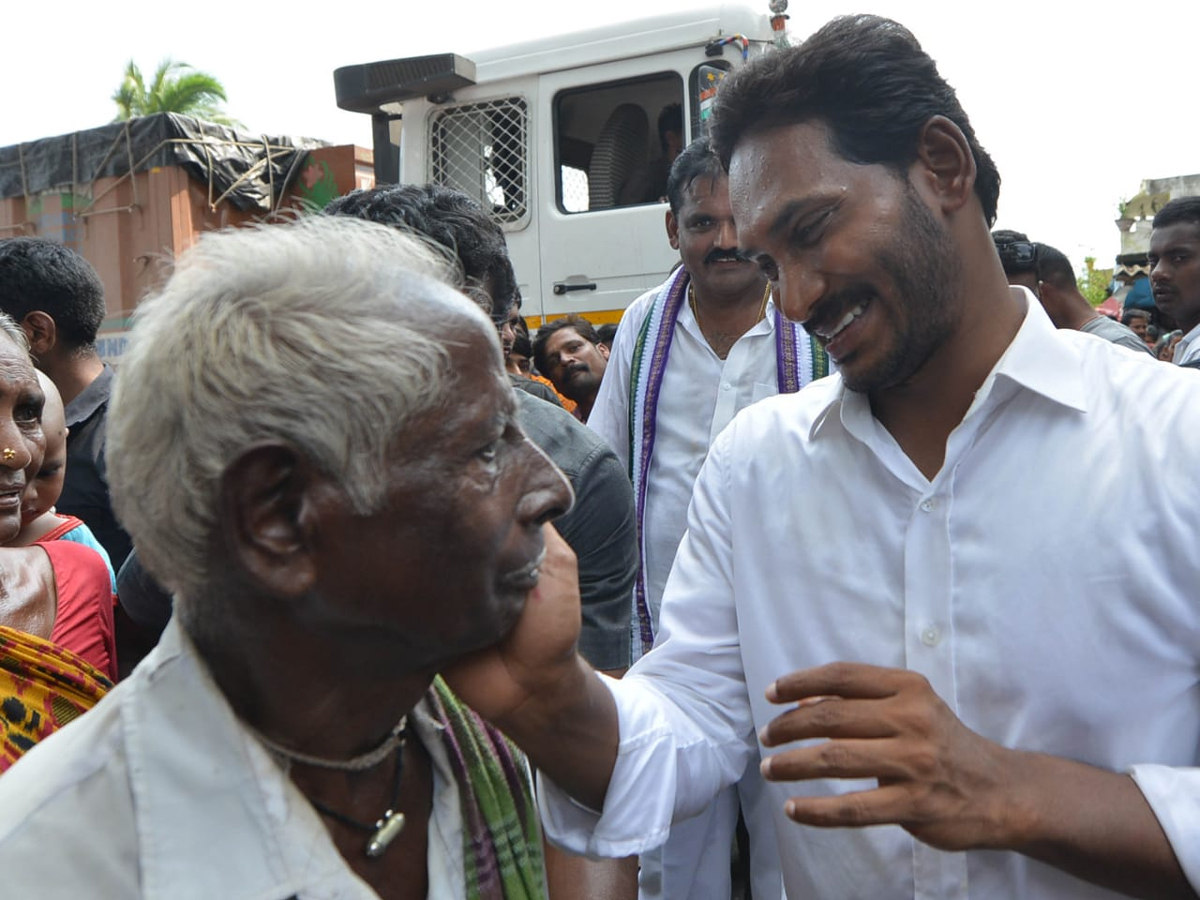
[0,216,574,900]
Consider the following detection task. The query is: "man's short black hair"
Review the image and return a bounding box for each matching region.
[709,15,1001,226]
[596,322,618,347]
[991,229,1028,245]
[0,237,106,351]
[531,314,600,375]
[1152,196,1200,231]
[324,185,517,323]
[666,138,725,215]
[991,230,1075,287]
[1032,243,1075,289]
[991,229,1033,277]
[1122,308,1150,325]
[511,331,532,359]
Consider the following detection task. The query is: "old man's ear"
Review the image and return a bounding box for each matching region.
[219,443,320,599]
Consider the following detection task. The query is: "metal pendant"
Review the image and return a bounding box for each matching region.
[365,809,406,858]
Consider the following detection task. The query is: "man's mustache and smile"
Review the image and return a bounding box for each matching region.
[704,247,749,266]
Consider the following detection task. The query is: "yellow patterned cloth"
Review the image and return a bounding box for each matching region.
[0,624,112,773]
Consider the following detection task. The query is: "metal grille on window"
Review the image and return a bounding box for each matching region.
[430,98,528,226]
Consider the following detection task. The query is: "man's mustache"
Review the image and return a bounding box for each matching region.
[704,248,745,265]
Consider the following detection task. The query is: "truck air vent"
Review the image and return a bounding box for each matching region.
[334,55,477,113]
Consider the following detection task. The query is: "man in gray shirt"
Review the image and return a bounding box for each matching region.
[993,230,1153,355]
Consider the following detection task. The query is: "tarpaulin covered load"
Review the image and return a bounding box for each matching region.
[0,112,328,213]
[0,115,370,336]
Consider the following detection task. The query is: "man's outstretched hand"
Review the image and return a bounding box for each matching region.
[444,523,584,722]
[445,523,620,812]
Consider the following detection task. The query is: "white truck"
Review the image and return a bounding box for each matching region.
[334,4,785,325]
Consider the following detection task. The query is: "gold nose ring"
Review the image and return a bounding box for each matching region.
[2,448,14,460]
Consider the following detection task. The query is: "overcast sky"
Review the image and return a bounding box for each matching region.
[6,0,1196,266]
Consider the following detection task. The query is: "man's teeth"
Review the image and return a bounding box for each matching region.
[822,301,867,340]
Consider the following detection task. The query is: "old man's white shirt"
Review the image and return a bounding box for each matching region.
[0,619,481,899]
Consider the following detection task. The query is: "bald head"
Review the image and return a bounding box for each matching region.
[36,370,64,447]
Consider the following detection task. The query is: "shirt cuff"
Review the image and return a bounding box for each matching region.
[537,673,677,858]
[1128,764,1200,892]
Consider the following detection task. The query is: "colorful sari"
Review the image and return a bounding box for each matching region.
[0,624,112,773]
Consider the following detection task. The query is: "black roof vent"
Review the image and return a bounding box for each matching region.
[334,54,477,114]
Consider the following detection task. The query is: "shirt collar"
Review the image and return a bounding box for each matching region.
[809,287,1088,442]
[1173,321,1200,364]
[678,275,778,339]
[978,288,1088,414]
[127,620,371,900]
[63,364,114,428]
[763,298,780,335]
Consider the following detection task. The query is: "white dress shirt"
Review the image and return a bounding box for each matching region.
[0,619,479,899]
[545,293,1200,899]
[1173,321,1200,365]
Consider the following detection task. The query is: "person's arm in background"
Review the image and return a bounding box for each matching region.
[586,307,637,475]
[544,840,638,900]
[0,546,59,639]
[558,440,637,679]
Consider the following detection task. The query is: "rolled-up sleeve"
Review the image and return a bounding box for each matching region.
[537,673,753,857]
[1129,764,1200,892]
[539,428,756,856]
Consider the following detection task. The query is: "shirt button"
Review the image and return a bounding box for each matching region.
[722,382,732,391]
[919,498,936,512]
[921,625,941,647]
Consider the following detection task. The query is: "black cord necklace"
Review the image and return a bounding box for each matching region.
[306,731,409,859]
[253,718,411,860]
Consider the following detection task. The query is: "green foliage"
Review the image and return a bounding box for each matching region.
[1079,257,1112,307]
[112,59,241,127]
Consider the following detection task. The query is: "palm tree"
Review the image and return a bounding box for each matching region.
[112,59,240,126]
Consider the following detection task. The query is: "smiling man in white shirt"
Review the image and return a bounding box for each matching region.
[447,14,1200,900]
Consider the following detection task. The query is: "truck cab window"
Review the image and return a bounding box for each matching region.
[554,72,684,213]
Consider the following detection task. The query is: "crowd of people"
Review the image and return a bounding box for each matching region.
[0,12,1196,900]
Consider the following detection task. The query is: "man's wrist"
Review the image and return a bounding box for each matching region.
[498,652,598,741]
[981,745,1046,850]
